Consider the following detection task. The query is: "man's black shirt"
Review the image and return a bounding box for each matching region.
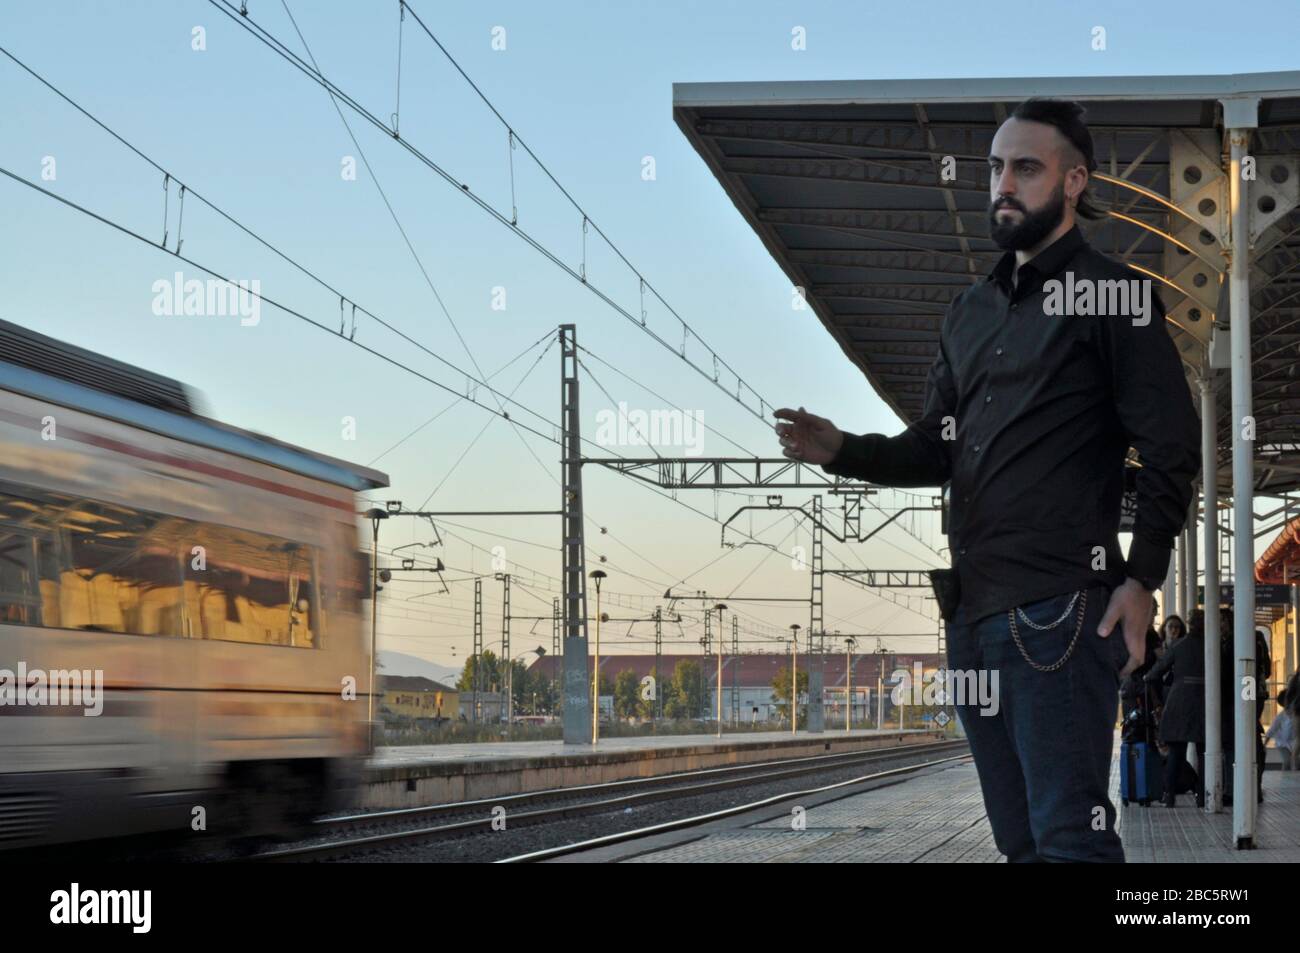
[821,223,1201,623]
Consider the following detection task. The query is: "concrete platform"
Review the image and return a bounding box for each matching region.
[360,728,945,809]
[614,748,1300,863]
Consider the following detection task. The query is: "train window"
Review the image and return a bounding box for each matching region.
[59,502,185,635]
[0,481,320,646]
[182,523,318,647]
[0,486,69,626]
[0,530,45,625]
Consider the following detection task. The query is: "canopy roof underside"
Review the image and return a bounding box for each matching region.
[674,73,1300,495]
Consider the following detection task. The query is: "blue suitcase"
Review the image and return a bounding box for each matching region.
[1120,741,1163,806]
[1120,681,1164,807]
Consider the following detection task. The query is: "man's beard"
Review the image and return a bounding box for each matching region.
[988,184,1066,251]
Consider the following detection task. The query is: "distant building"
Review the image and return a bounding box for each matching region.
[528,651,944,724]
[379,675,458,727]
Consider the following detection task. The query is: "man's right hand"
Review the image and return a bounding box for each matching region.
[773,406,844,465]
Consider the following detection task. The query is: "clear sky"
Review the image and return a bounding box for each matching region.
[2,0,1292,670]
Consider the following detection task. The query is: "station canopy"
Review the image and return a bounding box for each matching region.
[674,73,1300,495]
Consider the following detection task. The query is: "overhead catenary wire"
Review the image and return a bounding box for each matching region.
[0,45,587,451]
[268,1,768,592]
[0,163,578,451]
[9,186,836,629]
[188,14,946,603]
[381,537,813,641]
[576,338,944,555]
[576,341,768,467]
[2,35,944,575]
[411,491,937,630]
[382,531,662,610]
[2,38,940,641]
[394,0,769,420]
[380,540,920,647]
[0,47,762,556]
[366,328,555,466]
[412,336,557,509]
[391,0,404,136]
[277,0,572,522]
[577,356,665,461]
[205,0,774,425]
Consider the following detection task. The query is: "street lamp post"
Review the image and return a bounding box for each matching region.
[364,508,389,749]
[876,639,886,730]
[789,623,801,735]
[845,636,856,732]
[713,603,727,738]
[589,570,606,744]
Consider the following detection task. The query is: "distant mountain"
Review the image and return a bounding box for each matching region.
[377,650,461,686]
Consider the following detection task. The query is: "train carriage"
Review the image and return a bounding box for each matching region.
[0,321,387,849]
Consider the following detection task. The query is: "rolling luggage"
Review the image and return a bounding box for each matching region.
[1120,741,1163,806]
[1120,683,1163,806]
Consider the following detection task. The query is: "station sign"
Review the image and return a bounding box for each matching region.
[1196,584,1293,606]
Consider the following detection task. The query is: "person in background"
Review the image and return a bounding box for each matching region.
[1265,671,1299,771]
[1254,627,1273,794]
[1143,608,1207,807]
[1218,614,1269,805]
[1156,614,1185,658]
[1147,614,1184,711]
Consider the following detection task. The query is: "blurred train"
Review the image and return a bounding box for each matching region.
[0,320,387,850]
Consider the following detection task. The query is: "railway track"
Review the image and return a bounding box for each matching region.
[499,750,974,862]
[251,738,971,862]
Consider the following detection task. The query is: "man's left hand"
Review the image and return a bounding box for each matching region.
[1096,578,1151,679]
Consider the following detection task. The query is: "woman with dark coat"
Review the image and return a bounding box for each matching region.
[1144,609,1207,807]
[1147,614,1185,707]
[1157,614,1186,654]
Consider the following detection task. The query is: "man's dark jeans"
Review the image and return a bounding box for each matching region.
[946,583,1128,862]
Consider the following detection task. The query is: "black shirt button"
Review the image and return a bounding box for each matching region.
[984,394,992,403]
[960,548,968,556]
[973,444,981,453]
[1011,303,1019,311]
[963,495,971,503]
[995,346,1004,356]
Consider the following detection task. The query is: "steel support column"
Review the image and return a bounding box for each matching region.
[560,324,592,744]
[1162,543,1177,625]
[551,597,561,717]
[1178,528,1189,618]
[654,606,663,723]
[1187,499,1198,614]
[731,616,741,725]
[500,573,511,725]
[1201,377,1223,813]
[807,495,825,732]
[1226,109,1258,846]
[472,578,483,722]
